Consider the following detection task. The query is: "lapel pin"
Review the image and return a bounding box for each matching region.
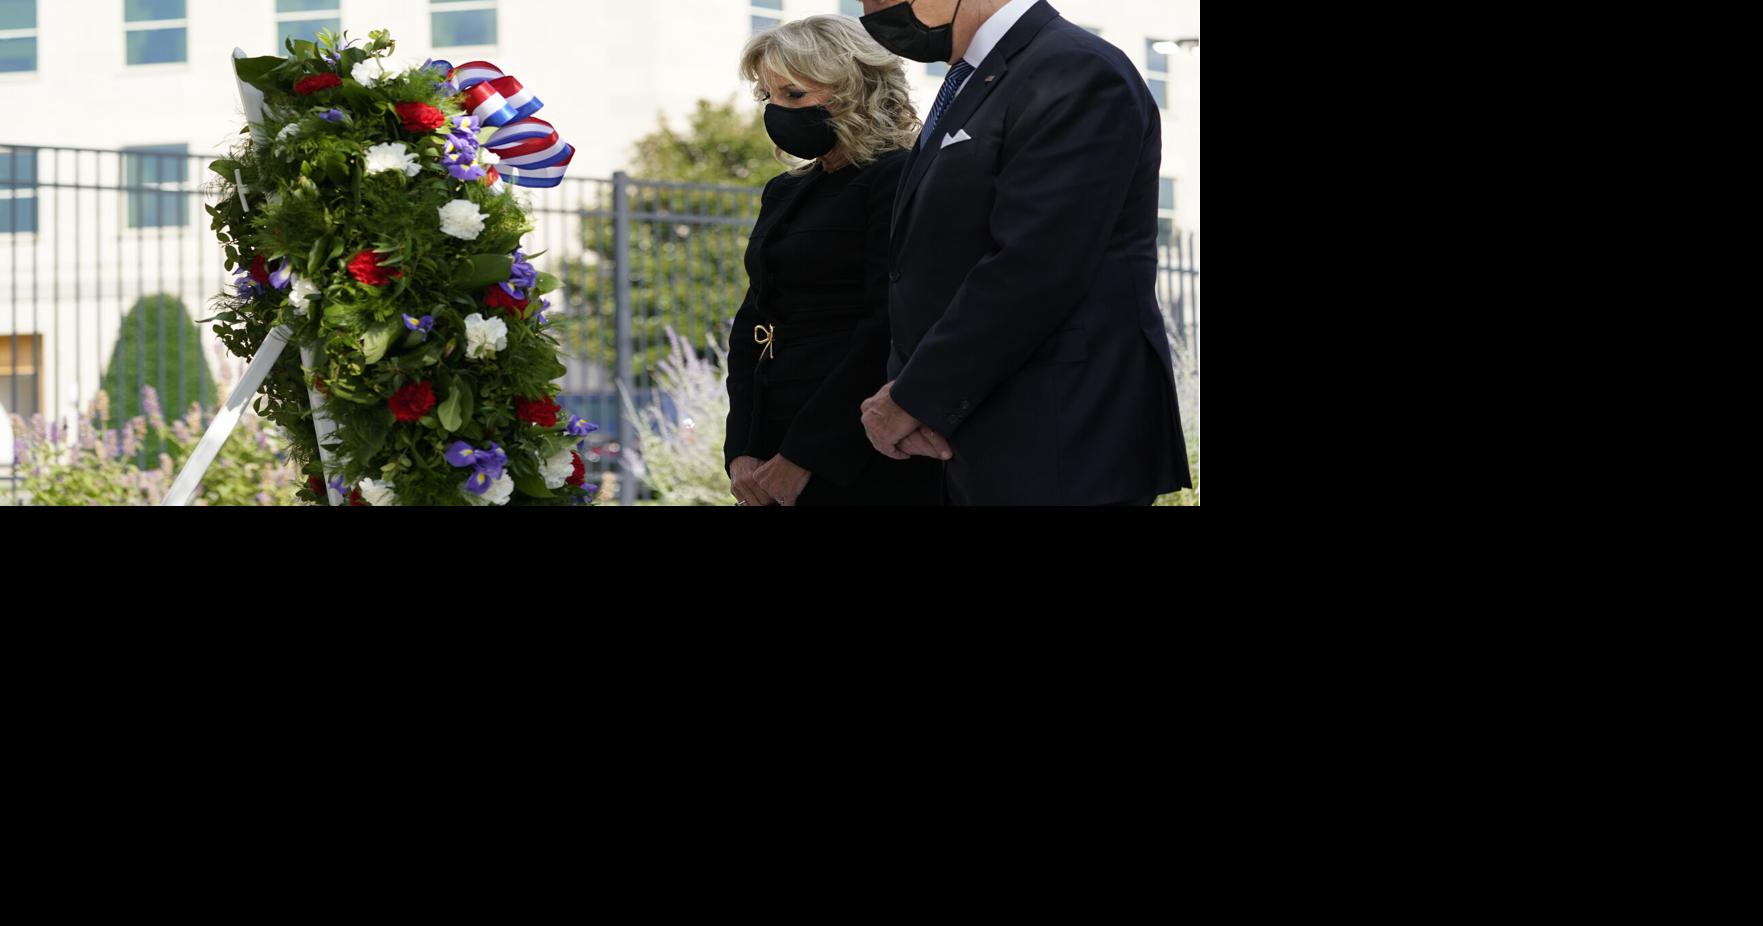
[984,75,998,84]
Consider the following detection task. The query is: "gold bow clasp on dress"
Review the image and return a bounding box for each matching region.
[754,324,777,360]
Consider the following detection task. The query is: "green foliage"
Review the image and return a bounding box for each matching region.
[208,28,592,505]
[552,99,771,380]
[103,295,218,462]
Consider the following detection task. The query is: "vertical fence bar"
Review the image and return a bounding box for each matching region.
[612,170,635,506]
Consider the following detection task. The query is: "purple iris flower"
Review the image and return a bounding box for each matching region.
[234,270,263,300]
[566,415,598,438]
[446,440,508,489]
[402,314,434,339]
[499,248,538,301]
[267,257,293,291]
[479,443,508,481]
[328,475,347,497]
[445,440,480,468]
[319,108,345,123]
[447,161,487,182]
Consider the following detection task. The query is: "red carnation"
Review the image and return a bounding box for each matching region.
[515,395,561,427]
[307,475,325,496]
[294,73,342,95]
[348,249,403,286]
[567,452,586,488]
[349,488,367,507]
[395,101,448,134]
[312,375,328,394]
[484,285,530,316]
[248,253,271,286]
[389,380,437,423]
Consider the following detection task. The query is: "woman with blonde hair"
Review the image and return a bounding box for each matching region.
[723,15,942,507]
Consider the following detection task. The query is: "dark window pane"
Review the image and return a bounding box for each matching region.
[0,0,34,31]
[840,0,863,16]
[124,146,189,229]
[753,0,784,9]
[1159,178,1174,212]
[751,14,778,35]
[927,60,948,77]
[0,146,37,186]
[1145,38,1169,73]
[128,189,187,228]
[1,373,41,415]
[1157,218,1172,248]
[276,0,336,12]
[0,36,34,72]
[127,27,186,65]
[1,196,36,233]
[432,8,497,46]
[1148,76,1167,108]
[125,0,184,21]
[278,17,341,46]
[124,147,188,185]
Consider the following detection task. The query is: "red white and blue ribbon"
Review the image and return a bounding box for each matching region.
[435,59,574,190]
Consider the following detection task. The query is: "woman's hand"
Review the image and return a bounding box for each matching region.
[729,456,777,507]
[752,455,813,507]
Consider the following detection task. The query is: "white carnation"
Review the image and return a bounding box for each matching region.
[364,142,421,177]
[351,58,391,87]
[477,149,500,166]
[275,122,301,143]
[463,312,508,359]
[438,199,486,240]
[359,478,398,506]
[288,274,320,316]
[465,472,514,506]
[541,448,575,489]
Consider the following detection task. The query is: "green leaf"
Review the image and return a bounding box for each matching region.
[455,255,515,291]
[533,271,561,296]
[436,389,461,432]
[362,322,398,364]
[307,235,330,276]
[233,56,284,92]
[438,380,473,434]
[209,159,242,181]
[513,467,553,499]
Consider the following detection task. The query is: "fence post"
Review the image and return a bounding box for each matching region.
[612,170,636,506]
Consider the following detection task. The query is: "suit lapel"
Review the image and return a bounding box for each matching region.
[892,1,1062,233]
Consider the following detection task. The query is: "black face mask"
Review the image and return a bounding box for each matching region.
[861,0,964,64]
[765,104,839,161]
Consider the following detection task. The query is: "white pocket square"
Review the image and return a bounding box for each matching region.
[940,129,973,149]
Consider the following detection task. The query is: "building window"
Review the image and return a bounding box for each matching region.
[0,145,36,234]
[432,0,497,48]
[1144,38,1169,109]
[1,333,40,419]
[927,61,947,77]
[1082,24,1101,35]
[839,0,863,17]
[752,0,783,36]
[0,0,36,74]
[1158,176,1176,247]
[123,144,188,229]
[277,0,341,48]
[125,0,187,66]
[1,334,41,421]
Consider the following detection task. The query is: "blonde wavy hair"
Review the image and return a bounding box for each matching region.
[740,15,921,174]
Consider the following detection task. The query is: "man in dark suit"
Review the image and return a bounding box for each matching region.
[857,0,1192,505]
